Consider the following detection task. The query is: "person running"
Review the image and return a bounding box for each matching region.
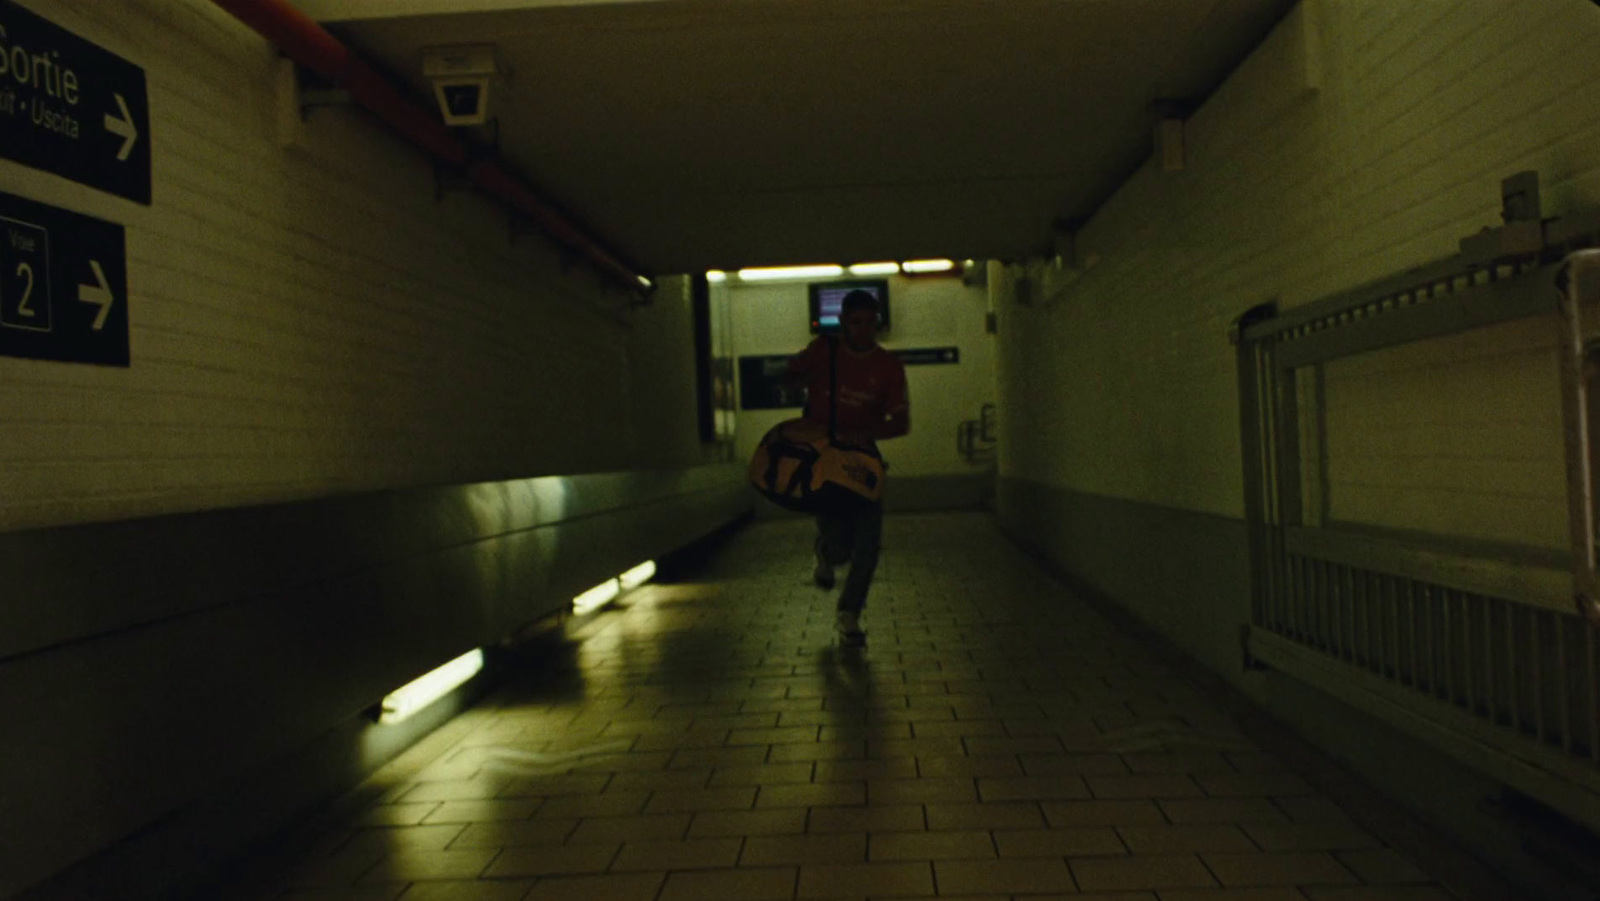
[784,289,910,646]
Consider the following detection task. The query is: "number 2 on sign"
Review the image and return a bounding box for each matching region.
[15,262,35,317]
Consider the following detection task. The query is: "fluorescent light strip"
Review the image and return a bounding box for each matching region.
[737,265,844,281]
[706,270,727,283]
[902,259,955,273]
[619,560,657,590]
[379,648,485,724]
[572,578,620,614]
[848,262,900,276]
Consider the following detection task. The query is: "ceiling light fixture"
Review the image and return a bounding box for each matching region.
[737,265,845,282]
[848,262,900,276]
[901,259,955,273]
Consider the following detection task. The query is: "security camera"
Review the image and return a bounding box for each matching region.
[422,44,501,127]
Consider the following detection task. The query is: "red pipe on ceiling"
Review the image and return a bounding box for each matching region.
[210,0,652,296]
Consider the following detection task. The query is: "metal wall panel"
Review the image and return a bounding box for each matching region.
[0,464,751,900]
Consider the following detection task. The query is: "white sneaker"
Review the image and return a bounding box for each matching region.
[835,610,866,647]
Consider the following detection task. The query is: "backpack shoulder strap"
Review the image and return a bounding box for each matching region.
[828,335,838,444]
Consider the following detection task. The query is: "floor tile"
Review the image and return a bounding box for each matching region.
[709,762,816,786]
[534,790,650,819]
[742,832,867,865]
[926,801,1046,831]
[916,755,1024,778]
[1019,754,1130,776]
[934,858,1077,894]
[757,781,866,808]
[1196,773,1317,798]
[605,769,713,792]
[1301,889,1454,901]
[1242,822,1383,852]
[419,799,540,824]
[1334,848,1433,884]
[337,824,467,855]
[660,866,797,901]
[688,808,807,838]
[376,881,533,901]
[447,818,576,847]
[1041,799,1167,827]
[275,888,406,901]
[1157,890,1308,901]
[1115,824,1257,853]
[816,758,918,782]
[1085,773,1205,799]
[1160,798,1288,824]
[869,830,996,861]
[977,775,1091,801]
[202,516,1464,901]
[611,837,743,871]
[522,872,666,901]
[1069,854,1218,891]
[645,786,757,814]
[869,777,979,804]
[993,827,1126,857]
[1202,851,1360,886]
[798,861,935,898]
[807,804,926,834]
[483,842,619,877]
[568,814,692,843]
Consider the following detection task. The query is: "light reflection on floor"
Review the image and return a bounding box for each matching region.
[216,512,1455,901]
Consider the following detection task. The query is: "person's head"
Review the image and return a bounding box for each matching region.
[839,290,881,351]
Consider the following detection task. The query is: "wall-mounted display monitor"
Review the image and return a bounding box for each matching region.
[809,279,889,333]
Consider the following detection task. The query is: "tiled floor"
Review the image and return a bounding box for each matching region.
[217,512,1462,901]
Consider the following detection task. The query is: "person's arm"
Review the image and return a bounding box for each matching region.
[879,406,910,440]
[878,359,911,439]
[836,410,908,446]
[783,339,819,391]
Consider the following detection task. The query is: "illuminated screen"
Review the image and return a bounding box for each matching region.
[809,280,889,333]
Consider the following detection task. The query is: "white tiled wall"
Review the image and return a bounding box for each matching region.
[998,0,1600,549]
[0,0,653,533]
[626,274,734,467]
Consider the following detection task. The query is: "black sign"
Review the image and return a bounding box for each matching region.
[894,347,960,365]
[0,0,151,203]
[738,355,805,410]
[0,191,128,366]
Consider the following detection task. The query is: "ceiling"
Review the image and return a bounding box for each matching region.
[292,0,1296,277]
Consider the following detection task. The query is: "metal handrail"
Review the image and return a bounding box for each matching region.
[1557,249,1600,627]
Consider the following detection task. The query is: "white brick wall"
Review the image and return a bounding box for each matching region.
[626,274,733,467]
[0,0,650,533]
[998,0,1600,550]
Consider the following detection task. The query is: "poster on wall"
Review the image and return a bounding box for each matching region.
[738,355,805,410]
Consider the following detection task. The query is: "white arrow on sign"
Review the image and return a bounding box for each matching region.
[78,259,114,331]
[104,93,138,162]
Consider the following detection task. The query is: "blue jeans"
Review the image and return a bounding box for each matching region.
[816,501,882,614]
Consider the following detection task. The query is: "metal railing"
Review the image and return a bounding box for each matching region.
[1231,207,1600,833]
